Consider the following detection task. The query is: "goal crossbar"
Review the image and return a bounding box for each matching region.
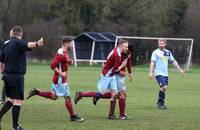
[116,36,194,71]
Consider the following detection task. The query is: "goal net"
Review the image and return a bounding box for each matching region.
[116,36,194,71]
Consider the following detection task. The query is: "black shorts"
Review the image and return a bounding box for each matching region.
[3,73,24,100]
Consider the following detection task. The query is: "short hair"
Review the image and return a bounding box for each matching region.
[158,38,167,44]
[117,39,128,46]
[62,36,72,44]
[128,43,134,53]
[11,26,23,37]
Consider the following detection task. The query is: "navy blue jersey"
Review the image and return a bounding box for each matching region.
[0,37,30,74]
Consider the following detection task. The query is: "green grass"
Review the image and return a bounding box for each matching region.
[1,64,200,130]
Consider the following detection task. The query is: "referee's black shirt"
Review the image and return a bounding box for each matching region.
[0,37,30,75]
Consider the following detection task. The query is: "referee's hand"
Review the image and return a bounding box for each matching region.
[37,37,44,46]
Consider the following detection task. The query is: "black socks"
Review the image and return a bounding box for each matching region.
[12,105,21,129]
[0,101,13,120]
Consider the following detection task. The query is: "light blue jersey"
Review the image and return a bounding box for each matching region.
[151,48,175,76]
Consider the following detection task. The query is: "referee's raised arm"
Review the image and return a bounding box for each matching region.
[27,37,45,48]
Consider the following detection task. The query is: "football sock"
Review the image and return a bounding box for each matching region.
[119,98,126,117]
[1,86,6,102]
[39,91,53,99]
[96,92,103,99]
[65,100,75,116]
[101,92,111,99]
[158,91,165,105]
[80,92,97,97]
[0,100,13,120]
[109,100,116,116]
[12,105,20,129]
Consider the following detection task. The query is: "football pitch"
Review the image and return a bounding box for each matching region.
[1,64,200,130]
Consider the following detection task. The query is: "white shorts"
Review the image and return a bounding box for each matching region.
[116,74,126,92]
[51,83,70,97]
[97,74,117,94]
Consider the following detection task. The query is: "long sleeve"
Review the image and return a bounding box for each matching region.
[127,57,132,73]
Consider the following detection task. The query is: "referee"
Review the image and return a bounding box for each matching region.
[0,26,44,130]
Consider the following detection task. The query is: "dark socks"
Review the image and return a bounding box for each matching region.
[39,91,53,99]
[96,92,103,99]
[109,100,116,116]
[79,92,97,97]
[12,105,21,129]
[158,91,165,105]
[0,101,13,120]
[65,100,75,116]
[1,87,6,102]
[119,98,126,117]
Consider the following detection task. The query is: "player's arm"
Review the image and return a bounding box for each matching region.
[0,45,5,74]
[169,51,185,76]
[0,62,3,74]
[149,51,156,80]
[149,61,155,80]
[127,57,132,81]
[113,55,122,73]
[52,68,67,78]
[117,59,127,72]
[68,59,74,65]
[0,63,5,74]
[27,37,44,49]
[172,60,185,76]
[50,54,67,78]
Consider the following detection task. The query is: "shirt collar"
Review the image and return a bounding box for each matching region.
[117,47,122,56]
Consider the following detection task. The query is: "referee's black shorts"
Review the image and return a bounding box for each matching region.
[3,73,24,100]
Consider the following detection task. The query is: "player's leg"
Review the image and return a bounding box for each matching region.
[108,76,118,119]
[156,76,168,109]
[116,75,128,119]
[11,75,24,130]
[0,99,13,126]
[63,84,84,122]
[64,96,84,122]
[1,86,6,104]
[119,90,127,119]
[74,91,97,104]
[74,75,115,104]
[0,79,13,122]
[92,75,114,105]
[0,74,15,129]
[12,99,23,130]
[26,84,59,100]
[92,92,112,105]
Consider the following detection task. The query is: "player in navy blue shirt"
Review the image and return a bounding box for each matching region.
[0,26,44,130]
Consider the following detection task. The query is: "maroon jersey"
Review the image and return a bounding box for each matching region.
[120,53,132,73]
[50,48,72,84]
[102,48,121,76]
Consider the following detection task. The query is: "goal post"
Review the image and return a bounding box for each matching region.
[116,36,194,71]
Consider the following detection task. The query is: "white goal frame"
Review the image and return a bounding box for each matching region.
[116,36,194,71]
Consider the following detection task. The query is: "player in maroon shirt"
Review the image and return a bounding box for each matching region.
[74,39,129,119]
[92,44,134,120]
[26,37,84,122]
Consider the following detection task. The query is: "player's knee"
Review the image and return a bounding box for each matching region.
[52,96,58,100]
[65,96,71,101]
[51,92,58,100]
[8,99,14,103]
[160,86,167,92]
[111,92,117,101]
[119,91,126,99]
[13,99,23,106]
